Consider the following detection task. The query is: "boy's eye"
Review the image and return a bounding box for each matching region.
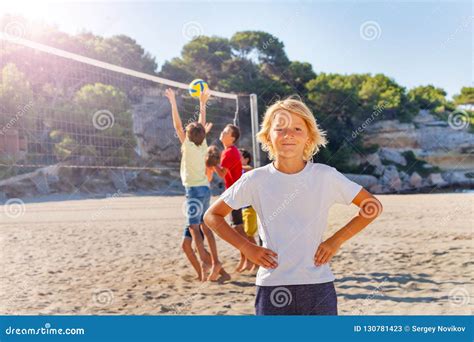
[295,127,302,131]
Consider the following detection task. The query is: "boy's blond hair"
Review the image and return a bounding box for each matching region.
[256,96,328,161]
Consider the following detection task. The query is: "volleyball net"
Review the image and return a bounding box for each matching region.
[0,33,259,184]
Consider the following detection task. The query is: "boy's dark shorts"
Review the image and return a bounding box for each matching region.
[255,281,338,315]
[230,208,243,226]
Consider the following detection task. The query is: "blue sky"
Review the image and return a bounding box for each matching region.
[1,0,472,98]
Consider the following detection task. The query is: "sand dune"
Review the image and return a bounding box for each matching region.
[0,193,472,315]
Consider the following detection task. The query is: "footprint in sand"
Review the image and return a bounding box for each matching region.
[156,293,170,299]
[159,305,173,313]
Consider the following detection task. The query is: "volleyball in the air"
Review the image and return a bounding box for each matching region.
[188,79,208,98]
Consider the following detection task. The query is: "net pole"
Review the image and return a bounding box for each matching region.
[250,94,261,168]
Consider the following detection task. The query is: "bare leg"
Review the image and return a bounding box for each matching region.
[202,248,212,265]
[181,238,202,281]
[201,223,224,281]
[189,224,210,281]
[234,224,247,272]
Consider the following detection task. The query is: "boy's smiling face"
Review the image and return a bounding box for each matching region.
[269,111,309,160]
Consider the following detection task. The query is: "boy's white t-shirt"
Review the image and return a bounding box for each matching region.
[220,161,363,286]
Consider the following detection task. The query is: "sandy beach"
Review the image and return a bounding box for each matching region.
[0,193,472,315]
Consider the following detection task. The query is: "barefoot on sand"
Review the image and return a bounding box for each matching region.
[218,269,231,283]
[207,262,222,281]
[201,263,211,282]
[235,254,246,273]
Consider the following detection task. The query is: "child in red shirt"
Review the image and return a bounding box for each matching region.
[212,124,248,271]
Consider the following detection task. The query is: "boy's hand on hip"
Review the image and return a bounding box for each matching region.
[241,243,278,269]
[314,236,342,266]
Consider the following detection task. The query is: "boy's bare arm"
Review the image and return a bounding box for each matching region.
[198,89,210,126]
[213,165,227,179]
[204,199,278,269]
[165,88,185,144]
[334,188,383,244]
[315,188,383,266]
[206,167,214,182]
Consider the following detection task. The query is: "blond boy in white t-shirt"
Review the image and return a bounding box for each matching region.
[204,96,383,315]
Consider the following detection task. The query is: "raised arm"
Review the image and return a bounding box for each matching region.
[165,88,185,144]
[314,188,383,266]
[198,88,210,126]
[204,199,278,269]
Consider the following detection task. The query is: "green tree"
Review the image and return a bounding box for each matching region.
[230,31,290,76]
[407,85,448,112]
[358,74,415,122]
[0,63,33,124]
[453,87,474,107]
[49,83,135,166]
[282,61,316,96]
[306,73,364,168]
[161,36,232,87]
